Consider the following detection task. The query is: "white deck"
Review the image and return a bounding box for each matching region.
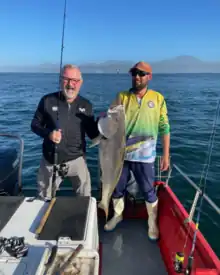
[0,197,99,275]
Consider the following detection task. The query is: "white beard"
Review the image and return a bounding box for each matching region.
[63,88,75,99]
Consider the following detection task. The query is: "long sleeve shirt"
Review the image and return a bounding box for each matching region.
[114,89,170,163]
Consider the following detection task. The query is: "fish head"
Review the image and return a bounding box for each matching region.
[98,105,125,139]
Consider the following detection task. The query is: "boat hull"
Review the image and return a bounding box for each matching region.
[158,184,220,275]
[98,183,220,274]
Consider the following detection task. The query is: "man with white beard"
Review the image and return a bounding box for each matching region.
[31,64,99,199]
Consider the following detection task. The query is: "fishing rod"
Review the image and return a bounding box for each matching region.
[185,99,220,274]
[174,99,220,274]
[51,0,67,199]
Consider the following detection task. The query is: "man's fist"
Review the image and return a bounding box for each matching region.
[49,129,62,144]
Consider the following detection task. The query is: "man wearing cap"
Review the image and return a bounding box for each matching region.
[104,61,170,241]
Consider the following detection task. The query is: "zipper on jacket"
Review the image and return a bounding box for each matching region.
[66,103,71,141]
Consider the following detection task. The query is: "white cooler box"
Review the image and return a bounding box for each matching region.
[35,196,99,251]
[56,196,99,251]
[0,196,100,274]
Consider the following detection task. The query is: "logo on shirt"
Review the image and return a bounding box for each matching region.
[147,101,155,108]
[52,106,58,111]
[79,107,85,113]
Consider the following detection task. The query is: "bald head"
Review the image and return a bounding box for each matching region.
[61,64,83,102]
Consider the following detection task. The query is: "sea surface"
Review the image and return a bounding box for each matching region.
[0,73,220,257]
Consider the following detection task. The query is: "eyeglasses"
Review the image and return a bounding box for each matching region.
[131,70,150,77]
[62,76,81,84]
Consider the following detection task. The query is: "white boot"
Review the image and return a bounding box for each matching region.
[146,199,159,241]
[104,197,124,231]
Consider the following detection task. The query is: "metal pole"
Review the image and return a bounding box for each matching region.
[173,164,220,215]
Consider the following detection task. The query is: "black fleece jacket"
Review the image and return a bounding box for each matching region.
[31,91,99,164]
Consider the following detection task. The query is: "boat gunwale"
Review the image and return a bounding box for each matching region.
[158,183,220,274]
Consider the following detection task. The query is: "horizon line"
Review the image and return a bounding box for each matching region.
[1,72,220,74]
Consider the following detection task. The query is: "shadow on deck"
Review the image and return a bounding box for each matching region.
[98,217,167,275]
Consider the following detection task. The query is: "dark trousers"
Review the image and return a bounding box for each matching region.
[112,161,157,203]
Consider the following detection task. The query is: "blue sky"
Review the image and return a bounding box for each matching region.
[1,0,220,65]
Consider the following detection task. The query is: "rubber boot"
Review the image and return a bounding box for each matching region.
[104,197,124,231]
[146,199,159,241]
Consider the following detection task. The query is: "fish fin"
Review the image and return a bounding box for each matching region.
[89,134,103,148]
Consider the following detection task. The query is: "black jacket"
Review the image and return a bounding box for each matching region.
[31,91,99,164]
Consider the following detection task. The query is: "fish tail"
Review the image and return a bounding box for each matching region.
[98,200,109,221]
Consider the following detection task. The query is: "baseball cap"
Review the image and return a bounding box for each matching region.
[129,61,152,74]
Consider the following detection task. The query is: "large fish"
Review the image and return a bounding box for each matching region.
[90,105,126,219]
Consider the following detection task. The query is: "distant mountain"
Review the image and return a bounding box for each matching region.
[151,56,220,73]
[1,56,220,73]
[0,63,59,73]
[78,61,134,74]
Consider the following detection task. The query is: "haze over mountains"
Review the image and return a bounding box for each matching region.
[1,56,220,73]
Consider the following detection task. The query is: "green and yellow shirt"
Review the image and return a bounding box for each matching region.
[114,89,170,163]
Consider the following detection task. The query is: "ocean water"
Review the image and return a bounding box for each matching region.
[0,72,219,257]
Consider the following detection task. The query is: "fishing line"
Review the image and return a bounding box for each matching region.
[51,0,67,198]
[174,99,220,274]
[184,99,220,274]
[182,99,220,253]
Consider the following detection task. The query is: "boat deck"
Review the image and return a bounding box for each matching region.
[0,194,219,274]
[98,217,167,275]
[0,196,24,231]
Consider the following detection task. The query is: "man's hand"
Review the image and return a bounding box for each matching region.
[49,129,62,144]
[160,155,170,171]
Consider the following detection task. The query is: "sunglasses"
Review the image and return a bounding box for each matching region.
[131,70,150,77]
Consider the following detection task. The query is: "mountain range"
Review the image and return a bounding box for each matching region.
[1,56,220,73]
